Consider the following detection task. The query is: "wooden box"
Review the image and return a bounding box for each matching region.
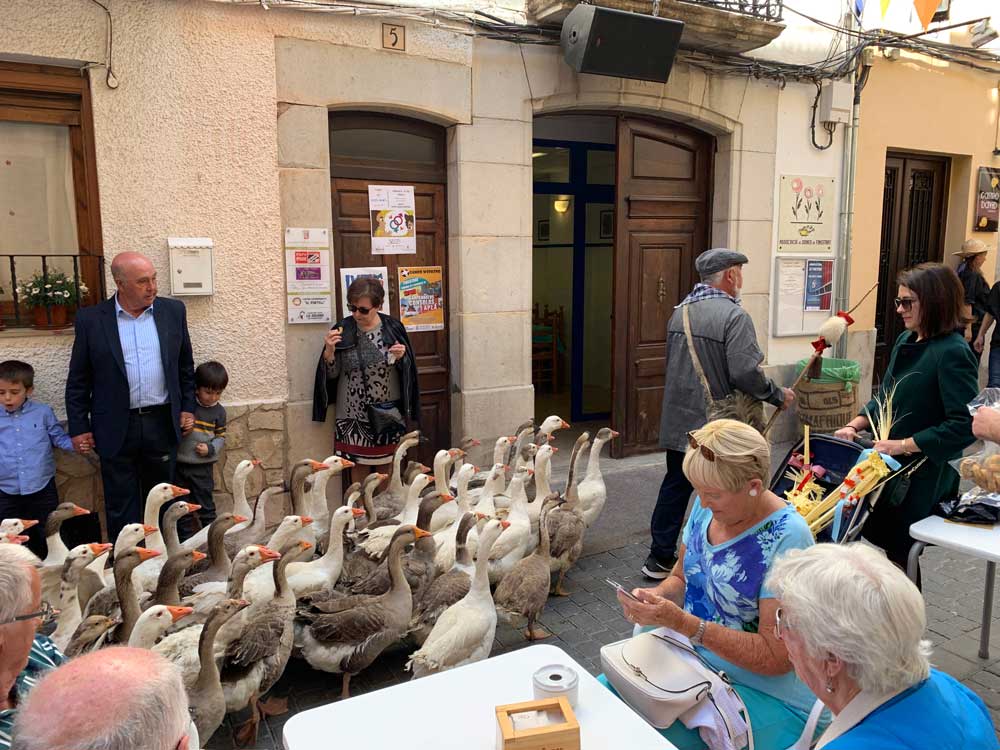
[495,696,581,750]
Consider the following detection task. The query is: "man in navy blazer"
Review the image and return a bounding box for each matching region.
[66,252,196,541]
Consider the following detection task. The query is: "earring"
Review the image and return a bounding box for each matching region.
[826,679,834,694]
[749,489,758,497]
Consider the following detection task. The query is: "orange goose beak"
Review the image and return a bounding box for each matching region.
[191,550,207,562]
[167,606,194,622]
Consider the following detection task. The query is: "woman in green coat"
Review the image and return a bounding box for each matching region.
[836,263,978,575]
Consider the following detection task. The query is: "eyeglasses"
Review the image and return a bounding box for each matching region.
[0,600,59,627]
[894,297,915,311]
[347,304,373,315]
[774,606,790,640]
[687,431,716,462]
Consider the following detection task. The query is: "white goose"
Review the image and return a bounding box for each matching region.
[432,463,477,574]
[0,518,38,536]
[127,604,193,649]
[579,427,618,528]
[465,436,514,500]
[307,455,355,552]
[487,470,533,585]
[373,431,422,518]
[287,505,364,597]
[241,515,314,603]
[428,448,464,532]
[407,518,508,677]
[526,443,557,539]
[181,459,260,552]
[357,474,432,558]
[51,543,113,650]
[78,522,156,614]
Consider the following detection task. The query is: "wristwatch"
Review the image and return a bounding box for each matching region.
[690,618,707,646]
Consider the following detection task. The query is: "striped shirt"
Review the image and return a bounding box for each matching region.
[115,294,168,409]
[0,635,65,748]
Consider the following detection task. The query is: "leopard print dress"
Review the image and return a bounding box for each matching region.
[329,323,403,465]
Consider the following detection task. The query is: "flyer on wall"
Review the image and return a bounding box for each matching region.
[804,259,834,312]
[285,249,330,292]
[369,185,417,254]
[339,266,391,318]
[287,292,331,324]
[397,266,444,332]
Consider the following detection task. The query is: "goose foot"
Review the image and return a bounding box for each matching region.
[258,694,289,716]
[233,698,261,747]
[551,571,571,597]
[523,626,551,641]
[340,672,352,701]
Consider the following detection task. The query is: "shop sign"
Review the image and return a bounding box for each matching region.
[778,176,835,253]
[975,167,1000,233]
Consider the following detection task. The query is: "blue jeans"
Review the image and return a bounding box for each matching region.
[989,347,1000,389]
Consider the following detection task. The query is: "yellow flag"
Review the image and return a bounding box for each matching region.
[912,0,937,29]
[880,0,890,17]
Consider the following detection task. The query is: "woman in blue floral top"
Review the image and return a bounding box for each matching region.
[610,419,820,749]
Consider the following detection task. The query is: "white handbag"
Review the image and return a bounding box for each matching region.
[601,630,754,749]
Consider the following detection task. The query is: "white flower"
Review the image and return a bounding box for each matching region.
[44,284,51,289]
[31,288,39,294]
[63,291,70,298]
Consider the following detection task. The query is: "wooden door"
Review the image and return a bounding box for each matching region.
[330,178,450,466]
[874,154,948,380]
[613,118,713,457]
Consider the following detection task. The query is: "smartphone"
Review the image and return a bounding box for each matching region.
[606,578,642,603]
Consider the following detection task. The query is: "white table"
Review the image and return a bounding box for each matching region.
[908,516,1000,659]
[282,644,677,749]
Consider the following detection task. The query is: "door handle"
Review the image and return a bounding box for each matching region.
[657,276,667,303]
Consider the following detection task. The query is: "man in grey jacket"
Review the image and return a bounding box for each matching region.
[642,248,794,579]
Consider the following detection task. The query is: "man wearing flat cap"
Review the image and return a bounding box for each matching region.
[642,247,793,579]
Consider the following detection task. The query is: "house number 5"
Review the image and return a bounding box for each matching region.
[382,24,405,51]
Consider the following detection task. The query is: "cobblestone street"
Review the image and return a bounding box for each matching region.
[207,454,1000,749]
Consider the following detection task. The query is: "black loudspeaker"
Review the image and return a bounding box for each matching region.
[560,5,684,84]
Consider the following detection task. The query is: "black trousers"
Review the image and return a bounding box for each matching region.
[649,449,694,563]
[174,461,217,539]
[0,478,60,558]
[99,406,176,543]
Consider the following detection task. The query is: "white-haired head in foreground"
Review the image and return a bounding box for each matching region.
[12,646,191,750]
[766,542,930,696]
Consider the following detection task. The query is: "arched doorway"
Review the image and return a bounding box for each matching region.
[531,114,714,456]
[328,112,450,466]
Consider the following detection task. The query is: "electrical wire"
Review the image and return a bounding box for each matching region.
[86,0,119,88]
[809,81,836,150]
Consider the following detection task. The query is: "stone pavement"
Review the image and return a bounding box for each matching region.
[206,455,1000,748]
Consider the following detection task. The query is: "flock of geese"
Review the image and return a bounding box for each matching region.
[3,416,618,748]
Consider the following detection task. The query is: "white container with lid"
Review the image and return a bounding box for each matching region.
[532,664,579,708]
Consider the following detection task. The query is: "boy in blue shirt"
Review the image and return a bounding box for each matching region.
[0,361,75,557]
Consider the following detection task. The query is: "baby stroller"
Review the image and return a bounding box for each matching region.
[770,433,884,543]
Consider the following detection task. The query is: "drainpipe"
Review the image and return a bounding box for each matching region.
[833,50,872,359]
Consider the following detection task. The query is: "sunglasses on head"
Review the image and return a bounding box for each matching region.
[687,431,716,462]
[894,297,915,311]
[348,304,374,315]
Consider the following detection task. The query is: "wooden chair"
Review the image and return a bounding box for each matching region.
[532,303,564,391]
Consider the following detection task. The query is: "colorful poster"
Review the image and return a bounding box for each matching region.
[286,292,331,324]
[975,167,1000,233]
[397,266,444,332]
[778,175,835,253]
[339,266,391,319]
[368,185,416,254]
[804,259,834,312]
[284,249,330,293]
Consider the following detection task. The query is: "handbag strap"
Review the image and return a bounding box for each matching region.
[683,305,715,406]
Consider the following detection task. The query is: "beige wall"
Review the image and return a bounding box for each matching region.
[853,54,1000,330]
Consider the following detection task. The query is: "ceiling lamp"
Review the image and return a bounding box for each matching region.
[553,198,571,213]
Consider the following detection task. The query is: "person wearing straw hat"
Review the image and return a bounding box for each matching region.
[955,238,990,352]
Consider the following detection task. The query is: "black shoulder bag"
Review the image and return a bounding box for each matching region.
[355,338,406,439]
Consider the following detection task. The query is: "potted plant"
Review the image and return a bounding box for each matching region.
[17,271,89,329]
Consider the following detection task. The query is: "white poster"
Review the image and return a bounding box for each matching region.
[284,227,329,249]
[285,249,331,293]
[368,185,416,255]
[777,175,835,253]
[287,292,331,324]
[339,266,391,319]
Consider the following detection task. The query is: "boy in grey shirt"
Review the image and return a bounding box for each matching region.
[175,361,228,538]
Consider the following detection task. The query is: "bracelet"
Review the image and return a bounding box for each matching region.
[844,425,858,434]
[902,438,913,456]
[690,618,707,646]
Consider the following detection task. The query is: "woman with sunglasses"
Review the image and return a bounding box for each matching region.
[607,419,819,749]
[834,263,977,577]
[767,543,995,749]
[312,277,420,485]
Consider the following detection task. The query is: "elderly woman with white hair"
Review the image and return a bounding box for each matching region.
[605,419,819,749]
[767,543,995,749]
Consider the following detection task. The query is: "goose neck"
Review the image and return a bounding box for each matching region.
[386,537,411,595]
[585,439,605,479]
[195,613,224,690]
[233,471,253,518]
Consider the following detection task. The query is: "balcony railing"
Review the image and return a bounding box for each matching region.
[0,254,106,329]
[680,0,783,22]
